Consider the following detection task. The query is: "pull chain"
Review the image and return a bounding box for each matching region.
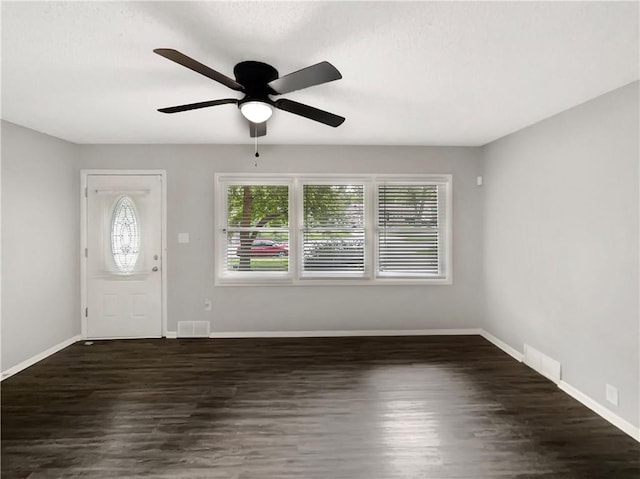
[254,129,259,167]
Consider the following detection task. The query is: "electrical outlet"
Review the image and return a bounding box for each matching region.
[605,384,619,406]
[204,299,212,311]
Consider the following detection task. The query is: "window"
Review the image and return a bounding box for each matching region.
[216,174,451,285]
[302,184,366,277]
[111,195,140,273]
[377,184,444,278]
[222,182,291,280]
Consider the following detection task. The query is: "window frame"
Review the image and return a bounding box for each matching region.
[374,178,451,282]
[217,176,294,285]
[215,173,452,286]
[298,179,370,281]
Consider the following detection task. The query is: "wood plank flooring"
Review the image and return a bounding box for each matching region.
[2,336,639,478]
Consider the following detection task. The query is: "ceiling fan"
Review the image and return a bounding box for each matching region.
[154,49,345,138]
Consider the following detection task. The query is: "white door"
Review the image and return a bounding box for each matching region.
[86,174,163,338]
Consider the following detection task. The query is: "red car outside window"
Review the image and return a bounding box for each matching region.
[237,239,289,257]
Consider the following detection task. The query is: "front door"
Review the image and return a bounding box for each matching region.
[85,174,163,338]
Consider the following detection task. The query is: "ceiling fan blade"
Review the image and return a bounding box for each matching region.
[249,121,267,138]
[154,48,243,91]
[158,98,238,114]
[268,61,342,95]
[275,99,345,127]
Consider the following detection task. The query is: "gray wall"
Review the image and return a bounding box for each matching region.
[78,144,484,333]
[482,81,639,427]
[1,121,80,371]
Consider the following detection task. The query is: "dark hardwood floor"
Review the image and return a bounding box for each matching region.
[1,336,639,478]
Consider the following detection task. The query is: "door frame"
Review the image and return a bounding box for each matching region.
[80,170,168,339]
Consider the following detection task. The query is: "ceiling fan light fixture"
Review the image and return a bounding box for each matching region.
[240,101,273,123]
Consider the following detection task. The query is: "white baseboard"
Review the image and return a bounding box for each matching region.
[165,331,177,339]
[558,380,640,442]
[479,329,524,362]
[209,328,482,339]
[1,335,81,381]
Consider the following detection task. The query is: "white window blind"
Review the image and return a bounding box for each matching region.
[377,184,444,277]
[302,184,365,276]
[224,184,289,273]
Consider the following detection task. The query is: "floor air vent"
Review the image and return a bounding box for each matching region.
[524,344,561,383]
[177,321,210,338]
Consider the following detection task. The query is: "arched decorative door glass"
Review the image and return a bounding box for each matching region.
[111,195,140,273]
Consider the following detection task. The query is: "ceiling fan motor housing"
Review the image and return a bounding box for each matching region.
[234,61,279,101]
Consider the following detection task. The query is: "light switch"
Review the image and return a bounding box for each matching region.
[178,233,190,244]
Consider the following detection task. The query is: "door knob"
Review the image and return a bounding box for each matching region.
[152,266,159,272]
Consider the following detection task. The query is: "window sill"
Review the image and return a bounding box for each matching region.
[215,277,452,287]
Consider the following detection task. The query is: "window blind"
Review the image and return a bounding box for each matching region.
[302,184,365,275]
[377,184,441,276]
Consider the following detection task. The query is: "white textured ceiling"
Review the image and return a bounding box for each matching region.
[1,1,638,146]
